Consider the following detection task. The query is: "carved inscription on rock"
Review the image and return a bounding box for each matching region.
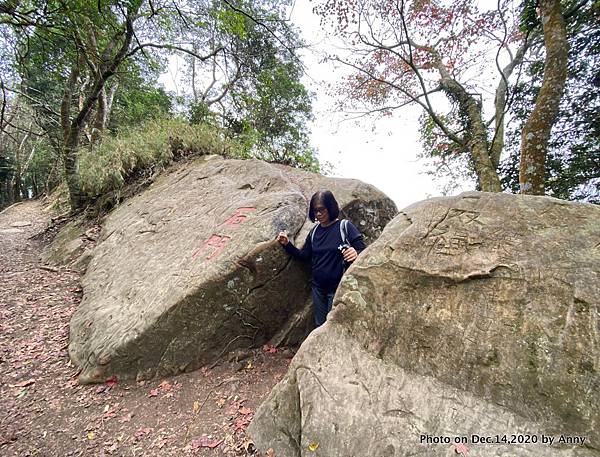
[423,208,483,256]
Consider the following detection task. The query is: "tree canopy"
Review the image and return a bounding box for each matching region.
[0,0,318,211]
[315,0,591,199]
[502,0,599,203]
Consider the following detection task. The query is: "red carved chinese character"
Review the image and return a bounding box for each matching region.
[192,235,231,262]
[218,207,257,228]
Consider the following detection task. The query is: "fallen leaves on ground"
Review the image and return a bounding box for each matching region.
[238,406,253,415]
[262,344,277,354]
[193,400,201,413]
[133,427,152,441]
[190,435,224,450]
[0,201,294,457]
[9,378,35,388]
[158,380,172,391]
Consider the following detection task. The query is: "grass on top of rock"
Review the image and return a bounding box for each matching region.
[77,118,247,200]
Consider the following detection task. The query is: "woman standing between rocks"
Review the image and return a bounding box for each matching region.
[277,190,366,326]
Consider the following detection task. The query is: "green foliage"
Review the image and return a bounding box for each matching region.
[227,57,317,170]
[77,118,243,198]
[501,0,600,203]
[2,0,319,211]
[519,0,540,32]
[221,26,317,169]
[418,113,477,193]
[109,70,173,131]
[215,8,248,38]
[189,101,216,126]
[23,145,61,196]
[0,154,14,181]
[179,0,319,171]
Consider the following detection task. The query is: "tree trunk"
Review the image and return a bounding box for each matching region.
[439,75,502,192]
[90,87,107,145]
[12,170,22,202]
[0,181,7,209]
[519,0,568,195]
[63,9,137,212]
[44,158,59,195]
[31,173,39,198]
[490,42,529,169]
[64,141,85,210]
[6,172,14,203]
[90,82,117,145]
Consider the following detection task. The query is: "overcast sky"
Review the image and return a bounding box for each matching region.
[287,0,474,209]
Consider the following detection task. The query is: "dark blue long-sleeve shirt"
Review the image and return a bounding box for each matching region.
[284,219,366,292]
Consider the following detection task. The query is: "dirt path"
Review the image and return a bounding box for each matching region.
[0,201,289,457]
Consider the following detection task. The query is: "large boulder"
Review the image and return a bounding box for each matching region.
[249,192,600,456]
[69,156,397,383]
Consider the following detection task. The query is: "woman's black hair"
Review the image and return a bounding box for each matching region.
[308,190,340,222]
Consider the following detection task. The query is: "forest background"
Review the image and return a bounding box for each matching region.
[0,0,598,214]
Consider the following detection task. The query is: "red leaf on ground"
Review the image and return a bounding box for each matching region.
[119,413,133,423]
[133,427,152,441]
[206,438,223,448]
[148,389,159,397]
[105,376,117,388]
[12,378,35,387]
[191,436,224,450]
[262,344,277,354]
[233,416,251,432]
[455,443,469,455]
[158,380,172,391]
[238,406,253,415]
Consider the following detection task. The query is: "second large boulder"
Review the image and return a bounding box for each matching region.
[249,192,600,456]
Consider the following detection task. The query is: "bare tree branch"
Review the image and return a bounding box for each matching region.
[3,86,60,118]
[126,42,224,61]
[0,79,7,134]
[221,0,303,66]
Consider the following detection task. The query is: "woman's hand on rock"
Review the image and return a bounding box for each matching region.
[277,231,289,245]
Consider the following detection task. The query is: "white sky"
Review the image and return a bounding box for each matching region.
[288,0,474,209]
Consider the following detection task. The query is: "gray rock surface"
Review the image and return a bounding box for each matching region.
[69,156,397,383]
[0,228,23,234]
[11,220,32,227]
[42,219,89,272]
[249,192,600,457]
